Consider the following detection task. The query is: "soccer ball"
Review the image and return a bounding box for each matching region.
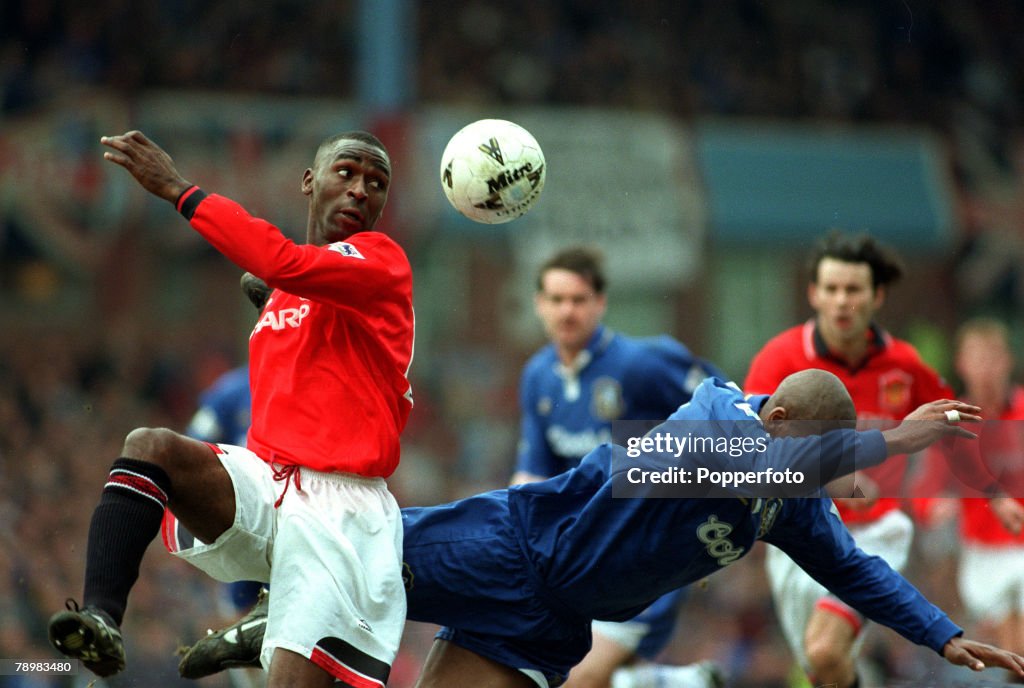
[440,119,546,224]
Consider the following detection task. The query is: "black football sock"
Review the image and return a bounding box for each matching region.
[83,458,172,625]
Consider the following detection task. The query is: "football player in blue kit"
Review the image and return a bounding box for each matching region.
[513,246,724,482]
[513,246,725,688]
[175,370,1022,687]
[405,370,1022,687]
[187,365,251,449]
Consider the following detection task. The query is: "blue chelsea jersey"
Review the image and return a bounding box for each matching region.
[403,377,960,671]
[507,378,957,651]
[185,365,251,446]
[516,325,724,478]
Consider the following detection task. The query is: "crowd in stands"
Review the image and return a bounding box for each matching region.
[3,2,1023,686]
[5,2,1021,158]
[6,0,1023,320]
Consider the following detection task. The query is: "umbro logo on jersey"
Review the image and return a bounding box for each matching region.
[329,242,365,259]
[252,303,311,335]
[357,619,373,633]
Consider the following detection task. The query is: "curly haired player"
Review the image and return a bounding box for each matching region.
[744,230,954,688]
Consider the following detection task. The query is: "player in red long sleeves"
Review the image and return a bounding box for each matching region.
[915,317,1024,684]
[48,130,414,688]
[743,230,953,688]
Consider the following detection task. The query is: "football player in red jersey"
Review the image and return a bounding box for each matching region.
[744,230,953,688]
[915,317,1024,684]
[48,130,414,688]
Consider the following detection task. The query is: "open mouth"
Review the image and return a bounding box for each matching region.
[833,316,857,331]
[335,208,364,228]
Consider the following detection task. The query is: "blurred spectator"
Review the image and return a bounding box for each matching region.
[0,325,234,687]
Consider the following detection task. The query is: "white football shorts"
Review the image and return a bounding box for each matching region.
[163,443,405,687]
[958,543,1024,623]
[765,507,913,672]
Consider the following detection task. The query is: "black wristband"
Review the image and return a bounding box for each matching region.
[175,185,207,220]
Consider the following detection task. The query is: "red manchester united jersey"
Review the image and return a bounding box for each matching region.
[744,319,952,525]
[189,193,414,477]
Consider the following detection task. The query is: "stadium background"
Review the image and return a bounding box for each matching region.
[2,1,1023,686]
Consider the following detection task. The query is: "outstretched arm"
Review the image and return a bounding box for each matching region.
[102,131,411,310]
[767,500,960,651]
[880,399,981,455]
[101,131,191,204]
[767,499,1024,680]
[735,398,980,495]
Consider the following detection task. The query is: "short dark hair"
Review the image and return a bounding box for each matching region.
[536,246,607,294]
[806,230,904,289]
[319,130,387,153]
[314,131,390,169]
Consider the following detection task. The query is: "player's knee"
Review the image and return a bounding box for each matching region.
[804,635,850,675]
[122,427,189,469]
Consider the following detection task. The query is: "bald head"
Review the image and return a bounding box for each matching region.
[759,369,856,436]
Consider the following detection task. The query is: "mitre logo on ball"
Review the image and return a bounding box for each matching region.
[440,119,546,224]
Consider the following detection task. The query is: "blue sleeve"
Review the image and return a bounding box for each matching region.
[764,499,961,654]
[514,362,560,479]
[185,388,228,442]
[753,429,889,491]
[184,367,250,444]
[732,427,888,497]
[618,422,889,499]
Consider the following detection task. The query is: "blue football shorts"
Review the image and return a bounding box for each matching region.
[402,491,591,687]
